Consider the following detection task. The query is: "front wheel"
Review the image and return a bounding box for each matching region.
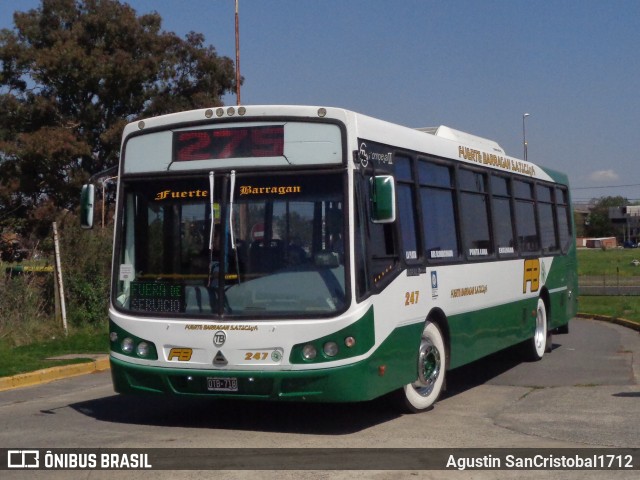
[397,321,446,413]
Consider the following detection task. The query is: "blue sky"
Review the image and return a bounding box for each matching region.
[2,0,639,203]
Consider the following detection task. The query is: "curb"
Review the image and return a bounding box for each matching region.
[0,356,110,392]
[575,312,640,332]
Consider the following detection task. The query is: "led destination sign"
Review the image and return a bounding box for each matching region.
[130,281,184,313]
[173,126,284,162]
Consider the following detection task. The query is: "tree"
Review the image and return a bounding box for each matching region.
[0,0,237,236]
[584,196,628,238]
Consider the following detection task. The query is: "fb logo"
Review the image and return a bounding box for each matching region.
[213,331,226,347]
[168,348,192,361]
[8,450,39,468]
[523,259,540,293]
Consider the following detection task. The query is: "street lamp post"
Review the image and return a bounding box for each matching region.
[522,113,530,162]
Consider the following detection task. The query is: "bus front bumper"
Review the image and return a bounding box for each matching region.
[110,324,422,403]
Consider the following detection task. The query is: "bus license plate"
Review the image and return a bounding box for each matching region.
[207,377,238,392]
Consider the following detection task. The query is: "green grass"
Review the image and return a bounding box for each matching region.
[0,325,108,378]
[578,296,640,324]
[576,248,640,325]
[577,248,640,277]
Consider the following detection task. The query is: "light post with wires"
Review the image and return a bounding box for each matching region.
[522,113,530,162]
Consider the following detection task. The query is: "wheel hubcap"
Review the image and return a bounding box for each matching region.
[534,306,545,351]
[413,337,441,397]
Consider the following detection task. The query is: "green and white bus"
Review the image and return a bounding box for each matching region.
[82,105,577,412]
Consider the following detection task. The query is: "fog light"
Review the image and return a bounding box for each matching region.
[121,337,134,354]
[323,341,339,357]
[302,344,317,360]
[136,341,150,357]
[344,336,356,348]
[109,331,118,342]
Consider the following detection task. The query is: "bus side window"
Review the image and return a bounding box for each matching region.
[514,180,540,253]
[360,174,399,293]
[418,159,460,261]
[556,186,572,252]
[491,174,517,257]
[395,156,420,263]
[537,184,559,254]
[459,168,492,259]
[369,223,398,287]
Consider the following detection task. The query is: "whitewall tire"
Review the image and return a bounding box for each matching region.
[398,321,446,413]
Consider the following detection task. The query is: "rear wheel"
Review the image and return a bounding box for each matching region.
[397,321,446,413]
[524,298,551,361]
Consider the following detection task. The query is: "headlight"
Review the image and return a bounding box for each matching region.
[302,344,317,360]
[121,337,134,354]
[136,341,150,357]
[323,341,339,357]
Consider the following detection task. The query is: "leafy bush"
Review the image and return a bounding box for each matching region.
[0,272,54,346]
[58,216,112,326]
[0,214,112,346]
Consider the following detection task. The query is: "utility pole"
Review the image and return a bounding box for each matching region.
[235,0,241,105]
[52,222,68,336]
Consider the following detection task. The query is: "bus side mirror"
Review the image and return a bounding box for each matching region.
[370,175,396,223]
[80,184,95,229]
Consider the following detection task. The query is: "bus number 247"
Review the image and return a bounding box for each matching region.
[405,291,420,306]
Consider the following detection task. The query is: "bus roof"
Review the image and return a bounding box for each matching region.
[122,105,559,183]
[415,126,505,155]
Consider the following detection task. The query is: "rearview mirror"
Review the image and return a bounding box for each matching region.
[370,175,396,223]
[314,251,340,268]
[80,184,95,229]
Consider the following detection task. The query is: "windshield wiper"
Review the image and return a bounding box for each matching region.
[229,170,241,284]
[208,171,216,288]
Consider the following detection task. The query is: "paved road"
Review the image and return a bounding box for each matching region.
[0,317,638,479]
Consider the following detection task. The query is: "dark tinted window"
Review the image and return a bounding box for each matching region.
[460,169,491,258]
[514,180,534,199]
[537,184,559,253]
[419,160,459,260]
[491,175,510,197]
[395,156,420,262]
[418,161,453,188]
[459,169,487,193]
[515,200,539,252]
[556,186,572,251]
[395,156,413,182]
[493,197,516,255]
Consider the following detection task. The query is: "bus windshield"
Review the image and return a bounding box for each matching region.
[114,171,347,317]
